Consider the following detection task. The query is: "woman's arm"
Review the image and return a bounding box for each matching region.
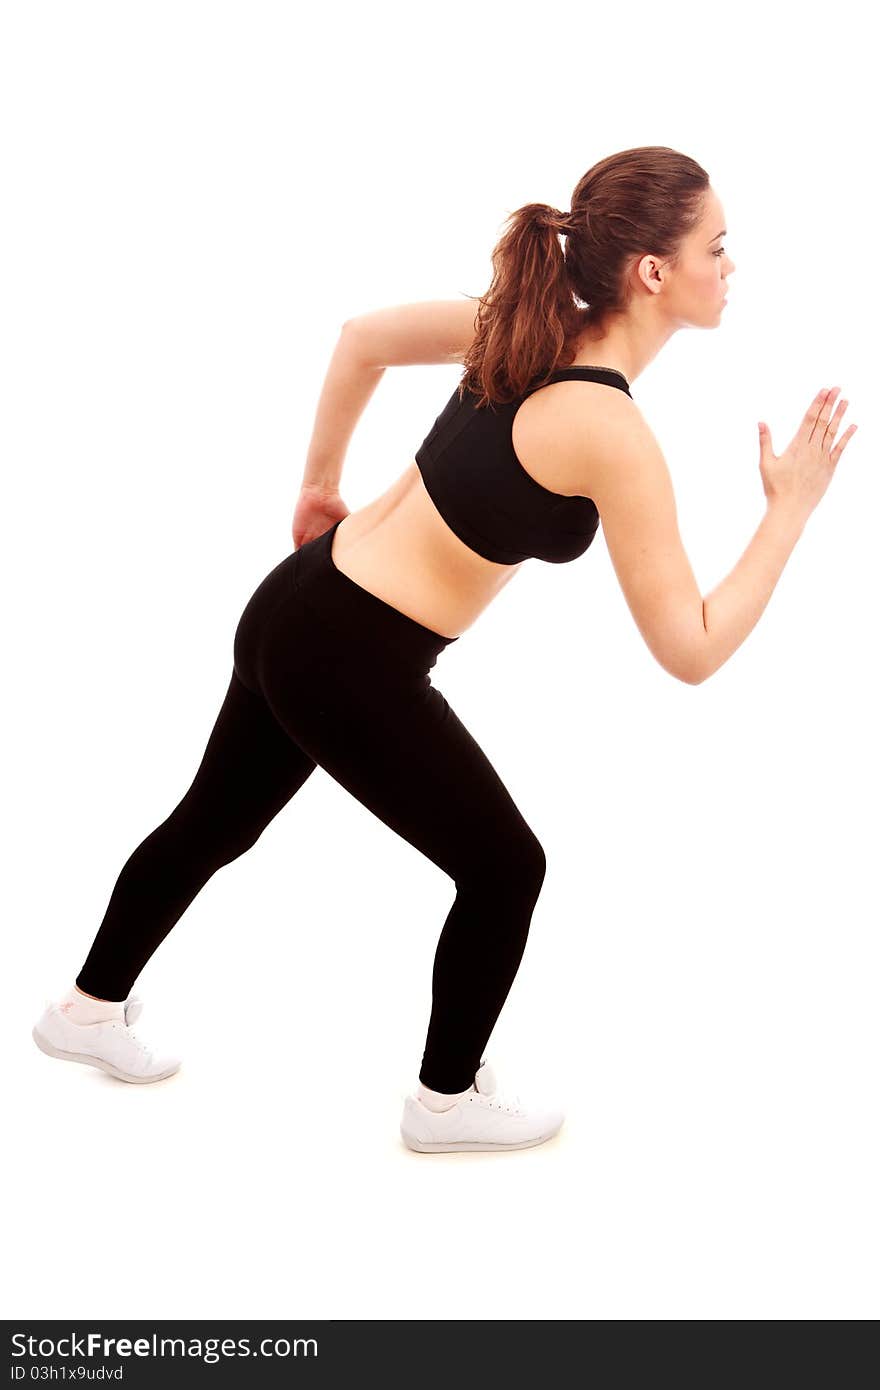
[594,411,808,685]
[579,388,852,684]
[301,299,480,492]
[341,298,480,367]
[301,329,386,491]
[698,503,807,681]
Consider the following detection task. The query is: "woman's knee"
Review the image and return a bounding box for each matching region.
[456,825,547,904]
[516,830,547,901]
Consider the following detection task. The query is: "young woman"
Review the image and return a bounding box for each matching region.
[32,145,856,1153]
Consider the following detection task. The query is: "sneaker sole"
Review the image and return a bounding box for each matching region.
[400,1124,563,1153]
[32,1025,180,1084]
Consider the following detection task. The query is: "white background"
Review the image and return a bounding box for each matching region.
[3,0,876,1321]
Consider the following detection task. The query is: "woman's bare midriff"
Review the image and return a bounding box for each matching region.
[329,462,522,641]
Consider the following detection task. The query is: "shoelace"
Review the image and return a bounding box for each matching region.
[474,1087,524,1114]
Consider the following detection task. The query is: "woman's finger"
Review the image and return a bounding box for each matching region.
[830,422,858,466]
[810,387,840,443]
[801,388,831,440]
[823,397,848,447]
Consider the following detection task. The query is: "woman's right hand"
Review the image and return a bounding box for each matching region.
[758,386,858,522]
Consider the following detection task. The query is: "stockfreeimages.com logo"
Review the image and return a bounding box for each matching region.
[10,1332,318,1365]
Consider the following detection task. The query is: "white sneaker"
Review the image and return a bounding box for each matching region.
[32,995,182,1084]
[400,1059,564,1153]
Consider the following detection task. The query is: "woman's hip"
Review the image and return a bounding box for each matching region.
[233,521,460,694]
[296,520,459,672]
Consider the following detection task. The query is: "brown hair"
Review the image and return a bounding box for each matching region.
[458,145,710,408]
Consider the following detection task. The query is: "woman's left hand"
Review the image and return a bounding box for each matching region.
[292,484,350,549]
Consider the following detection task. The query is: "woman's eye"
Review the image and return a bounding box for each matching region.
[713,247,726,257]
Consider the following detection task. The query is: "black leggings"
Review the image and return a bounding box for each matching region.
[76,520,547,1092]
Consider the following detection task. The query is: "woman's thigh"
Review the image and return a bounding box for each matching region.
[174,668,317,860]
[260,657,544,890]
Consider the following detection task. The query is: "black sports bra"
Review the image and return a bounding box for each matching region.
[414,365,633,565]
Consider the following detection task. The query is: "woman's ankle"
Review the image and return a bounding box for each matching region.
[416,1080,473,1113]
[74,985,115,1003]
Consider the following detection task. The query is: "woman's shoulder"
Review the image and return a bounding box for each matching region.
[512,373,642,499]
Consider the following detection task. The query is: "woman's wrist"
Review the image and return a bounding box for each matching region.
[300,477,341,496]
[765,495,811,538]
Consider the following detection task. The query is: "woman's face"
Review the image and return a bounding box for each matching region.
[643,187,736,328]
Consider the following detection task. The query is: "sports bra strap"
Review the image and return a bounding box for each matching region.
[549,366,630,387]
[523,365,632,398]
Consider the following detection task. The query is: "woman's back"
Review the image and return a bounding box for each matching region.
[330,366,634,641]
